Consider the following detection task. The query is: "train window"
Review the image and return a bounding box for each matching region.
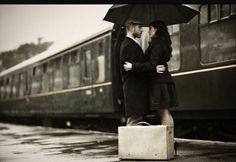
[200,5,236,64]
[220,5,230,19]
[9,77,13,98]
[36,67,42,94]
[98,41,104,54]
[200,5,208,25]
[63,54,69,65]
[82,48,92,81]
[9,76,12,98]
[31,66,42,94]
[41,62,49,93]
[0,79,3,100]
[55,57,61,69]
[231,4,236,15]
[5,77,10,99]
[26,71,31,95]
[1,78,5,99]
[43,63,47,73]
[54,57,63,91]
[172,25,180,33]
[19,72,25,97]
[95,39,105,83]
[68,50,81,88]
[10,77,14,98]
[6,77,11,99]
[33,67,36,76]
[48,61,54,92]
[17,75,20,96]
[13,75,19,97]
[104,35,111,80]
[201,5,235,24]
[68,64,80,88]
[96,55,105,83]
[210,5,218,22]
[168,25,181,72]
[11,75,15,97]
[6,78,9,85]
[70,51,77,65]
[31,68,35,94]
[168,25,179,35]
[24,72,29,95]
[76,49,81,63]
[62,55,69,89]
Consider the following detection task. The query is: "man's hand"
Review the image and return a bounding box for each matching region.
[156,65,165,73]
[123,62,132,71]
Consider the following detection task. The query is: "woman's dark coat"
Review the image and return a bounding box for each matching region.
[120,37,148,117]
[132,38,174,84]
[131,38,178,110]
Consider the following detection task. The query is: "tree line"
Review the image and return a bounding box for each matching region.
[0,39,53,72]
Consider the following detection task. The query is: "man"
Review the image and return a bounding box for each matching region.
[120,19,146,126]
[120,19,166,126]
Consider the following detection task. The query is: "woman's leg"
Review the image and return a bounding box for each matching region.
[159,109,174,126]
[159,109,178,154]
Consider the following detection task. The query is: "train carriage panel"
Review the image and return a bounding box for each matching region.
[0,29,115,118]
[171,4,236,120]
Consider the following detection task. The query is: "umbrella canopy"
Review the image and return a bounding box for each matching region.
[103,4,200,26]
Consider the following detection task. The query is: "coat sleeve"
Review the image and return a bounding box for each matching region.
[132,43,163,72]
[120,44,143,75]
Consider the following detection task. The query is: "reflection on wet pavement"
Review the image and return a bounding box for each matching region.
[1,123,236,162]
[0,123,118,162]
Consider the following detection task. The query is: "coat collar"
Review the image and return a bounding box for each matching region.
[126,35,140,46]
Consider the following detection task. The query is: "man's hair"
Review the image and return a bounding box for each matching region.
[125,19,143,31]
[125,19,143,26]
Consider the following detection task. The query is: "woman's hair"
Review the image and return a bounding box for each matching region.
[149,20,172,58]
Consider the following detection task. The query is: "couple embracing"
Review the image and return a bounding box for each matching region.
[120,19,178,126]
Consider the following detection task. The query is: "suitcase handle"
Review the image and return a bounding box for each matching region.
[137,121,151,126]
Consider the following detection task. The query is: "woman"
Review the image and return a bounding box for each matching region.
[123,20,178,126]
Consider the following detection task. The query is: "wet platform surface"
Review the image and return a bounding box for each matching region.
[0,122,236,162]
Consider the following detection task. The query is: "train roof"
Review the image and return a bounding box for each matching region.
[0,24,113,78]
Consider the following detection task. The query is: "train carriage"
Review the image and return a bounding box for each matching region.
[0,4,236,139]
[0,27,116,118]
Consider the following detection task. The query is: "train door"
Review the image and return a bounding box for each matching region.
[81,45,94,113]
[111,25,126,114]
[90,34,115,114]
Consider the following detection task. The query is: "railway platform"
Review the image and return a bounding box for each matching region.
[0,122,236,162]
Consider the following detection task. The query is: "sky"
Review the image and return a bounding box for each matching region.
[0,5,113,52]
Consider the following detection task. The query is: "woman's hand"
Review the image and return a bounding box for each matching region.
[156,65,165,73]
[123,62,132,71]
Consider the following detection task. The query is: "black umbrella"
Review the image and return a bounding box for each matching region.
[103,4,200,26]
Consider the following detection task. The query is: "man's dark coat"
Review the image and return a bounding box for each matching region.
[120,37,148,117]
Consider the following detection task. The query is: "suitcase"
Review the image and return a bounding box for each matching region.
[118,125,174,160]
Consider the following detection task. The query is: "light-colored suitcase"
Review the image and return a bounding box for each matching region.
[118,125,174,160]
